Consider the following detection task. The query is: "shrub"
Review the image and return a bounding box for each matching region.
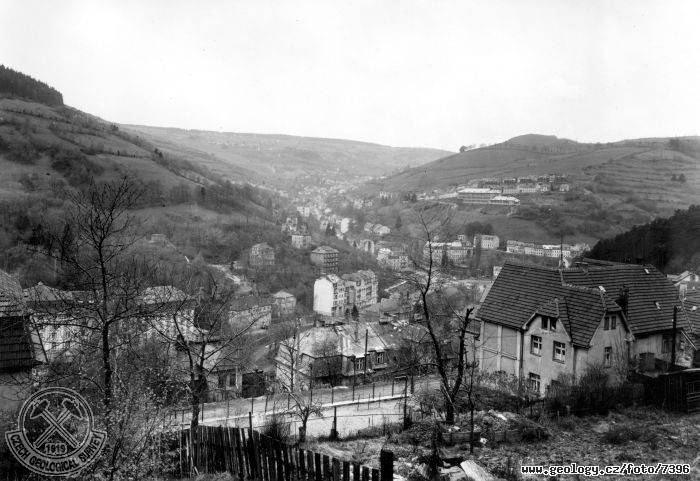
[520,425,549,442]
[262,413,290,443]
[603,425,642,445]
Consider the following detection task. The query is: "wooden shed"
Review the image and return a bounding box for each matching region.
[645,368,700,413]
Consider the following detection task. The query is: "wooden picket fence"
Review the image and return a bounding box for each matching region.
[164,425,393,481]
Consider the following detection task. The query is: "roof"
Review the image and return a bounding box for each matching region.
[479,261,692,340]
[531,284,621,347]
[272,290,295,299]
[561,263,686,335]
[311,245,339,254]
[342,270,377,284]
[0,269,46,372]
[229,296,273,311]
[292,322,391,359]
[24,282,74,305]
[0,270,25,318]
[477,262,625,347]
[141,286,189,304]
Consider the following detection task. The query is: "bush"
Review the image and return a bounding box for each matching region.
[603,425,642,445]
[520,425,549,442]
[262,413,290,443]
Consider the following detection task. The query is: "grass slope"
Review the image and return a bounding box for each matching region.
[122,125,451,187]
[0,97,216,196]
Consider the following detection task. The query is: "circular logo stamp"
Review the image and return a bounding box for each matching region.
[4,387,107,477]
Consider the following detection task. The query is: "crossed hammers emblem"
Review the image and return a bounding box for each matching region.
[29,398,84,450]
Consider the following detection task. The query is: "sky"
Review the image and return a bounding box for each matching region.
[2,0,700,150]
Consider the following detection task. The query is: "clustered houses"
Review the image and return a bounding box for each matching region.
[310,245,339,274]
[281,216,298,234]
[476,261,700,395]
[275,320,431,389]
[313,270,378,317]
[296,205,311,218]
[506,240,590,259]
[456,188,520,206]
[249,242,275,267]
[423,239,474,266]
[377,246,410,271]
[479,174,570,193]
[363,222,391,236]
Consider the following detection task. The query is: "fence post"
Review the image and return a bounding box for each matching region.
[201,403,204,422]
[372,382,375,400]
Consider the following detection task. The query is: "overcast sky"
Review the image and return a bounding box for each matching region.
[2,1,699,150]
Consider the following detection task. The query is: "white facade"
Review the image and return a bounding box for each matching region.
[475,234,500,250]
[313,275,347,317]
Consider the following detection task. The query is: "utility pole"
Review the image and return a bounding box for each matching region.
[364,328,369,381]
[670,306,678,371]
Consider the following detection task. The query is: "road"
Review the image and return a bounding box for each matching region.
[168,376,442,439]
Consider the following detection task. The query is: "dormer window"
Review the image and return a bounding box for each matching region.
[541,317,557,331]
[604,315,617,330]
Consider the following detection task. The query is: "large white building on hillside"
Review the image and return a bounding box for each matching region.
[313,274,347,317]
[313,270,378,317]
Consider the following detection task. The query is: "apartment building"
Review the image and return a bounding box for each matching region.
[310,245,339,274]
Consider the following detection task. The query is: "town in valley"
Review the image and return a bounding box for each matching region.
[1,2,700,480]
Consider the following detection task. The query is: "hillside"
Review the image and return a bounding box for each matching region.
[589,205,700,273]
[122,125,450,187]
[362,134,700,247]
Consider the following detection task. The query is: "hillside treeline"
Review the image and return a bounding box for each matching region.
[0,64,63,106]
[589,205,700,273]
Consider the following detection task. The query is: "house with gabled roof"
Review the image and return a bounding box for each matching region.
[0,270,47,410]
[476,261,698,394]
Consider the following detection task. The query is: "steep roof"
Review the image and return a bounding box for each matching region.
[478,261,689,341]
[562,263,684,335]
[0,270,46,372]
[0,270,25,318]
[477,262,623,347]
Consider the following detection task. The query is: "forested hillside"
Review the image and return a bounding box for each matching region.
[0,68,282,283]
[588,205,700,273]
[0,65,63,106]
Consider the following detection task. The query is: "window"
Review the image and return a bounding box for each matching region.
[541,317,557,331]
[376,352,385,364]
[229,374,237,387]
[604,346,612,367]
[530,335,542,355]
[553,341,566,362]
[355,357,365,371]
[218,375,225,389]
[528,373,541,393]
[662,335,672,353]
[604,315,617,330]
